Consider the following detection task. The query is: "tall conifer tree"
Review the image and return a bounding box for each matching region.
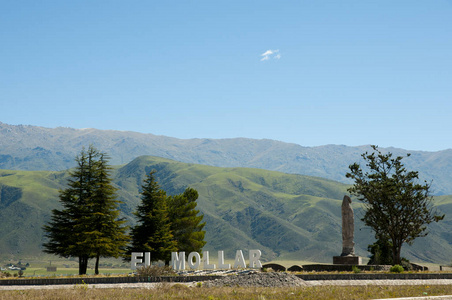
[79,152,129,274]
[43,146,129,275]
[128,171,177,262]
[167,188,206,256]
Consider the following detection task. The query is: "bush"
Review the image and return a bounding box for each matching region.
[352,266,361,273]
[390,265,404,273]
[401,258,412,271]
[136,265,177,277]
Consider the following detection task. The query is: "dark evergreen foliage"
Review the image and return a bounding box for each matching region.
[128,171,177,262]
[43,146,129,275]
[367,239,393,265]
[346,145,444,265]
[167,187,206,256]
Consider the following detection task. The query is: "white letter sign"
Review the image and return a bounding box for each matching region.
[249,249,262,268]
[233,250,246,269]
[131,252,143,270]
[202,251,216,269]
[217,250,231,269]
[188,252,201,269]
[171,252,185,270]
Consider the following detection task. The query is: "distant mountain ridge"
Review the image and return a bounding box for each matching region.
[1,121,452,195]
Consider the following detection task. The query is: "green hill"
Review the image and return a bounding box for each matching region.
[0,156,451,264]
[2,122,452,195]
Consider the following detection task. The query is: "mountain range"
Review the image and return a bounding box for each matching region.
[1,122,452,264]
[1,122,452,195]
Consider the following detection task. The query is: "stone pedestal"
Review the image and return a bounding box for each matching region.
[333,256,362,265]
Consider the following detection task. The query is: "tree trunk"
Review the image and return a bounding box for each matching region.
[79,256,87,275]
[95,254,100,275]
[396,246,402,266]
[78,256,83,275]
[79,256,89,275]
[392,243,402,265]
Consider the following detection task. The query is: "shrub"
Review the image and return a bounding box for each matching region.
[401,258,412,271]
[390,265,404,273]
[352,266,361,273]
[136,265,177,277]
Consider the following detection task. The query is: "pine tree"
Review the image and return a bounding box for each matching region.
[43,146,129,275]
[78,152,129,275]
[128,171,177,263]
[44,148,92,274]
[167,188,206,256]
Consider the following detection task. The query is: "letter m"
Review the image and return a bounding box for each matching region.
[171,252,185,270]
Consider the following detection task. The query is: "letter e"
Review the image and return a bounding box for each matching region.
[131,252,143,270]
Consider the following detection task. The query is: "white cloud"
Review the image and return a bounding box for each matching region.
[260,49,280,61]
[261,50,275,56]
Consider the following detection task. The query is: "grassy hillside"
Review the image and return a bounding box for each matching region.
[0,156,451,264]
[2,122,452,195]
[0,170,65,256]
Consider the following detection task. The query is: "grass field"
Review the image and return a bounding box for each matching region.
[18,268,131,277]
[1,284,452,300]
[1,256,131,277]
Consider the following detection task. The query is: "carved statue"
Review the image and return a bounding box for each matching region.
[341,195,355,256]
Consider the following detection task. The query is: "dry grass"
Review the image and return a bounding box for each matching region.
[135,265,177,277]
[1,284,452,300]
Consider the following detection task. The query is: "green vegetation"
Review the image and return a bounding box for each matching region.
[3,122,452,196]
[43,147,129,275]
[347,145,444,265]
[367,238,393,265]
[167,188,206,257]
[127,171,206,263]
[390,265,404,273]
[351,265,361,273]
[128,171,177,262]
[1,154,451,264]
[9,267,131,277]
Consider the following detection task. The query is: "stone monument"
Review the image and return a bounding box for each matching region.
[333,195,362,265]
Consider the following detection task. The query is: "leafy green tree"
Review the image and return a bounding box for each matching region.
[346,145,444,265]
[167,188,206,256]
[43,146,129,275]
[128,171,177,263]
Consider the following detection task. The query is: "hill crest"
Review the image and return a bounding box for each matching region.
[1,122,452,195]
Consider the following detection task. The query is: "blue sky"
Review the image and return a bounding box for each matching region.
[1,1,451,151]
